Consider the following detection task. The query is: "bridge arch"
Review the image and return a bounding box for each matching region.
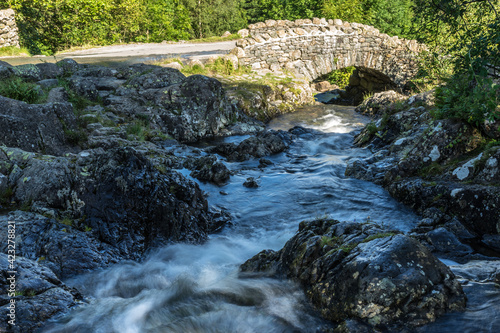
[232,18,426,91]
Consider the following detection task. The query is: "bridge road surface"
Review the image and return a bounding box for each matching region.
[0,41,237,66]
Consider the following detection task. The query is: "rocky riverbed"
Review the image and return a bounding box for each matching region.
[0,60,498,332]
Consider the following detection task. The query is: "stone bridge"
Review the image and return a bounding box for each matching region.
[231,18,426,91]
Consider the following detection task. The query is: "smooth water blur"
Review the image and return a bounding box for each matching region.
[45,104,466,333]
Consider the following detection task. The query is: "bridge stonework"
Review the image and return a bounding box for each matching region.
[232,18,426,89]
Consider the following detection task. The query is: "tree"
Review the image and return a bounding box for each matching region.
[181,0,247,38]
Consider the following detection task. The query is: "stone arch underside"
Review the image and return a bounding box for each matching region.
[233,18,426,91]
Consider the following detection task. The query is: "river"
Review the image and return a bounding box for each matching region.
[41,104,499,332]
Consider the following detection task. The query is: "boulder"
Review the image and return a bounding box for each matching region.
[155,74,239,142]
[1,147,219,259]
[0,96,78,156]
[0,254,81,333]
[185,155,231,185]
[0,212,121,278]
[211,130,287,161]
[240,219,466,330]
[355,90,406,117]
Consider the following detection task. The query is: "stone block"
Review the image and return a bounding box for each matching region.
[253,35,265,43]
[270,63,281,72]
[237,29,249,38]
[265,20,276,27]
[334,19,343,26]
[295,28,307,36]
[251,62,261,70]
[231,47,245,58]
[277,30,287,38]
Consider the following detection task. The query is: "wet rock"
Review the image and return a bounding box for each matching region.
[349,90,500,260]
[0,96,78,155]
[1,147,219,259]
[0,212,121,278]
[208,207,232,233]
[126,66,185,89]
[186,155,231,185]
[0,63,14,80]
[211,131,287,161]
[258,158,273,168]
[243,177,259,188]
[12,64,42,81]
[240,219,466,330]
[0,254,81,333]
[387,180,500,242]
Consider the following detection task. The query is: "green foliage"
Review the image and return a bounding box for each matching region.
[433,73,500,126]
[327,66,355,89]
[0,77,42,103]
[245,0,322,23]
[181,0,247,38]
[180,58,251,76]
[362,0,414,38]
[64,129,88,146]
[9,0,193,54]
[409,50,454,92]
[322,0,364,23]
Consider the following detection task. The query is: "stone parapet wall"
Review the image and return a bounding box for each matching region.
[232,18,426,88]
[0,9,19,47]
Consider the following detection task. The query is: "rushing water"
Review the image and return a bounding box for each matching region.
[42,104,499,332]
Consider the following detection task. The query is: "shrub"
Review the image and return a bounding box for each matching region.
[327,66,355,89]
[433,73,500,126]
[0,77,41,103]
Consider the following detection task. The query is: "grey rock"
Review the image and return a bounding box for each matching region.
[211,131,287,161]
[0,96,78,155]
[243,177,259,188]
[46,87,69,103]
[0,254,81,333]
[241,219,466,329]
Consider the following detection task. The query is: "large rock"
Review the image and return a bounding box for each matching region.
[0,96,78,156]
[1,146,218,261]
[210,130,288,161]
[0,212,121,278]
[0,254,81,333]
[240,219,466,330]
[155,74,239,142]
